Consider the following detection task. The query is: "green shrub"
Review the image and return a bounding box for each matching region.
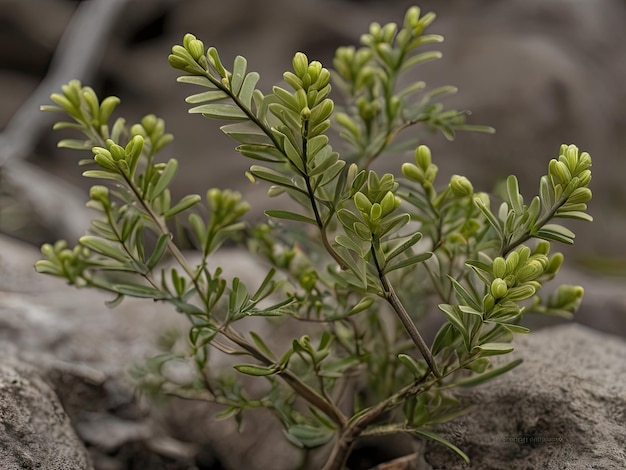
[36,6,591,468]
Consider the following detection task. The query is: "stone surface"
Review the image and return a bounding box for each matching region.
[0,346,93,470]
[421,324,626,469]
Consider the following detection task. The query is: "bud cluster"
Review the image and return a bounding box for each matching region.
[483,242,564,316]
[402,145,439,189]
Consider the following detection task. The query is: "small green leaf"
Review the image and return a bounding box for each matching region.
[284,424,334,449]
[185,89,229,104]
[438,304,469,351]
[384,232,423,264]
[234,364,278,376]
[189,103,248,120]
[176,75,218,88]
[265,210,317,225]
[535,224,575,245]
[237,71,260,108]
[476,342,514,357]
[105,294,125,308]
[249,331,276,360]
[151,158,178,200]
[456,358,523,387]
[398,353,427,378]
[58,139,92,150]
[163,194,201,218]
[506,175,523,214]
[112,283,161,298]
[383,252,432,274]
[412,429,470,464]
[146,233,171,270]
[82,170,124,181]
[431,323,458,357]
[230,55,248,95]
[79,236,128,262]
[474,197,502,236]
[448,276,481,311]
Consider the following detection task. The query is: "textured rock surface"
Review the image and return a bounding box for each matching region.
[421,324,626,469]
[0,347,93,470]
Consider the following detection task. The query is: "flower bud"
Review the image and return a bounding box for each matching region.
[424,165,438,183]
[533,240,551,256]
[404,6,421,27]
[491,278,508,299]
[89,185,109,204]
[98,96,120,124]
[183,33,204,61]
[483,293,495,312]
[292,52,309,78]
[551,284,584,308]
[516,259,545,283]
[492,257,507,278]
[545,252,564,275]
[567,187,592,205]
[505,284,536,302]
[401,163,425,183]
[551,160,572,185]
[449,174,474,197]
[505,251,520,274]
[380,191,397,216]
[415,145,432,171]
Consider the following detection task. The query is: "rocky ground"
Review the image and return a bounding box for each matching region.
[1,0,625,469]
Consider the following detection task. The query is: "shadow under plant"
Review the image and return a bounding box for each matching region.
[35,6,594,469]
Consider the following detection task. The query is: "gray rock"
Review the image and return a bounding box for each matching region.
[421,324,626,469]
[0,347,93,470]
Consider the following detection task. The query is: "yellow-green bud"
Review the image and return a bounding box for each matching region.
[92,147,116,171]
[562,144,579,171]
[505,251,520,275]
[553,284,584,306]
[516,259,545,283]
[424,165,438,183]
[449,174,474,197]
[575,151,592,174]
[491,278,508,298]
[380,191,397,216]
[184,35,204,61]
[545,252,564,275]
[307,61,322,83]
[404,6,421,27]
[98,96,120,124]
[492,257,507,278]
[415,145,432,171]
[300,106,311,121]
[292,52,309,77]
[336,112,360,137]
[550,159,572,184]
[505,284,536,302]
[483,294,495,312]
[533,240,551,256]
[401,163,425,183]
[89,185,109,204]
[567,187,592,205]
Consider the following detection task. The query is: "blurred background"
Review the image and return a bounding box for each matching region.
[1,0,625,334]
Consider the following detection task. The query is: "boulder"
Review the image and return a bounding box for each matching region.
[421,324,626,469]
[0,346,93,470]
